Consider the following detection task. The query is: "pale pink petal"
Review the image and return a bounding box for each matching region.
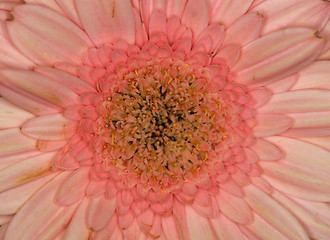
[0,151,40,171]
[260,161,330,202]
[253,114,293,137]
[0,98,34,129]
[0,69,79,108]
[0,173,57,214]
[86,180,107,198]
[259,90,330,114]
[210,0,253,27]
[4,172,70,240]
[63,198,90,240]
[194,23,225,54]
[185,205,217,240]
[0,35,34,68]
[149,9,166,35]
[266,73,298,93]
[0,152,54,193]
[224,12,263,46]
[55,167,90,206]
[0,84,62,116]
[301,136,330,151]
[0,128,36,158]
[260,0,330,35]
[36,140,66,152]
[166,0,187,18]
[291,61,330,90]
[233,28,325,86]
[21,114,77,141]
[24,0,64,13]
[35,67,96,95]
[181,0,209,39]
[86,194,116,231]
[210,214,245,240]
[75,0,135,45]
[0,215,12,226]
[214,44,240,68]
[55,0,84,28]
[215,190,253,224]
[244,184,309,240]
[36,203,79,240]
[248,87,272,108]
[172,199,190,240]
[95,213,123,240]
[133,8,148,48]
[250,138,284,161]
[8,5,92,65]
[283,111,330,137]
[240,214,290,240]
[161,216,182,240]
[272,190,330,240]
[122,218,141,240]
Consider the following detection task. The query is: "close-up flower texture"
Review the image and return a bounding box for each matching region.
[0,0,329,239]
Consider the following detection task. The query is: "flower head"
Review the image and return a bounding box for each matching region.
[0,0,329,239]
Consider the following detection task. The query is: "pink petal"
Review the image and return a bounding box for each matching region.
[215,190,253,224]
[4,172,69,240]
[260,161,330,202]
[21,114,77,141]
[95,213,124,240]
[162,216,182,240]
[214,44,240,68]
[283,111,330,137]
[166,0,187,18]
[233,28,325,86]
[0,85,61,116]
[194,23,225,54]
[253,114,293,137]
[75,0,135,45]
[266,73,298,93]
[248,87,272,108]
[56,0,84,28]
[118,210,134,229]
[149,9,166,35]
[35,67,96,95]
[36,203,78,240]
[181,0,209,39]
[55,167,90,206]
[0,152,54,193]
[210,0,253,27]
[122,218,140,240]
[300,136,330,151]
[8,4,92,65]
[259,90,330,114]
[0,98,34,129]
[244,184,309,240]
[0,35,34,68]
[291,61,330,90]
[63,198,90,240]
[24,0,64,13]
[272,190,330,240]
[210,214,245,240]
[0,69,79,108]
[240,213,290,240]
[86,194,116,231]
[0,173,57,214]
[133,9,148,48]
[260,0,330,35]
[250,138,284,161]
[185,205,217,240]
[224,12,263,46]
[86,180,107,198]
[172,199,190,240]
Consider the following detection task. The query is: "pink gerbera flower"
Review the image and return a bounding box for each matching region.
[0,0,329,239]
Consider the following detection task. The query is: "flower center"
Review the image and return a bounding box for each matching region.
[95,59,229,191]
